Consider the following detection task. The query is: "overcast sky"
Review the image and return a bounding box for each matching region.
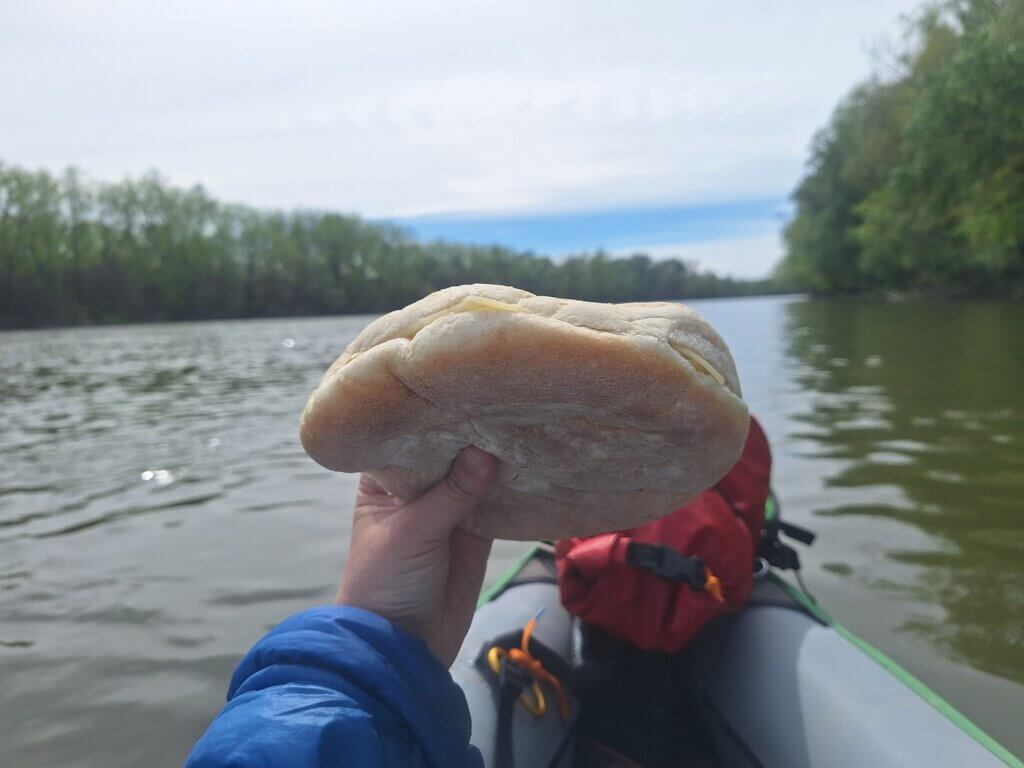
[1,1,921,276]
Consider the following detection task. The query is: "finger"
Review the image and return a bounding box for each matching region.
[407,447,496,535]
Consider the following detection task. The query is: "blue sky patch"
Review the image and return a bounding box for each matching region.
[389,197,790,256]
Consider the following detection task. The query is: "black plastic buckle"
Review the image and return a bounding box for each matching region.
[759,538,802,571]
[498,655,531,696]
[759,515,816,572]
[625,542,707,590]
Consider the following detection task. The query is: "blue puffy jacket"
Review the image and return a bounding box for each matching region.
[186,606,482,767]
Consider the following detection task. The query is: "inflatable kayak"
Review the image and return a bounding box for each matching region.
[452,544,1021,768]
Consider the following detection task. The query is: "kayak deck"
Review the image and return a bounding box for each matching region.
[454,546,1020,768]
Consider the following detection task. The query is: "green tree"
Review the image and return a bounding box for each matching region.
[0,161,777,329]
[780,0,1024,296]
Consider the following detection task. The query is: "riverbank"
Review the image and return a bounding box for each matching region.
[803,284,1024,302]
[0,282,790,331]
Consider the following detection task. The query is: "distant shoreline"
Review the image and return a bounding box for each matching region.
[801,286,1024,302]
[12,288,1024,334]
[1,286,798,332]
[9,278,1022,333]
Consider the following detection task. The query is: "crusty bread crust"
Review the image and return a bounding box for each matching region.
[300,284,749,539]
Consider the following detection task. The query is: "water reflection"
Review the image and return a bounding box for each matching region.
[783,300,1024,683]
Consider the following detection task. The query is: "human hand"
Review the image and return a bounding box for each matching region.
[336,447,498,667]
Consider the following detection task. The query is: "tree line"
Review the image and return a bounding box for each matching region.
[779,0,1024,296]
[0,163,775,329]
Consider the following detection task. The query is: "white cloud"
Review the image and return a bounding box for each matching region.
[1,0,921,217]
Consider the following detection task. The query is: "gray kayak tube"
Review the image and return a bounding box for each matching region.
[454,545,1022,768]
[682,573,1020,768]
[451,550,578,768]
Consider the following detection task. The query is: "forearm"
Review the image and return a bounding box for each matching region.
[186,606,481,768]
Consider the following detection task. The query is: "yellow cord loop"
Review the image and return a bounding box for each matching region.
[485,617,570,720]
[487,646,547,716]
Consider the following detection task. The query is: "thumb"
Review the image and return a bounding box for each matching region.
[409,446,496,534]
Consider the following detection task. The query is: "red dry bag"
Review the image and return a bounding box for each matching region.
[555,417,772,653]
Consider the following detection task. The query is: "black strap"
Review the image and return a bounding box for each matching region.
[495,658,530,768]
[624,541,709,591]
[778,520,816,545]
[715,484,818,575]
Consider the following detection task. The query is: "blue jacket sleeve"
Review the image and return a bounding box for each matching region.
[185,606,482,768]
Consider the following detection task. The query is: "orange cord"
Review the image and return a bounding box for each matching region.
[704,566,725,604]
[488,617,570,719]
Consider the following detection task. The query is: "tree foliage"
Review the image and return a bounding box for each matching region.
[779,0,1024,295]
[0,163,774,328]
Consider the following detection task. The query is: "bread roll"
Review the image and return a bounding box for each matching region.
[301,284,749,539]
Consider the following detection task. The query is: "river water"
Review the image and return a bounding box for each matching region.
[1,295,1022,765]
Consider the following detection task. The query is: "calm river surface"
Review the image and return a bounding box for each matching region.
[1,295,1022,765]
